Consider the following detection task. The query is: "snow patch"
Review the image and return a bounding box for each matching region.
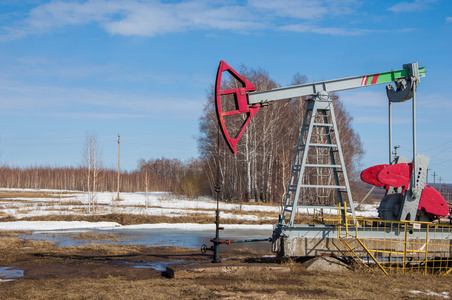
[0,221,121,231]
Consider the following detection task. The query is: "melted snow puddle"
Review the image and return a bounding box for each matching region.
[0,266,24,282]
[117,259,188,271]
[20,228,272,253]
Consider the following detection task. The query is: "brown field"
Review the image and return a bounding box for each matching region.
[1,190,451,299]
[0,236,451,299]
[0,190,77,199]
[3,212,316,226]
[2,212,279,225]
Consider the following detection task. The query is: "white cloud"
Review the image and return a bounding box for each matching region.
[0,77,203,119]
[27,0,115,29]
[248,0,358,19]
[280,24,369,36]
[447,17,452,22]
[102,2,262,36]
[417,92,452,109]
[388,0,438,13]
[248,0,328,20]
[0,0,364,39]
[1,0,263,39]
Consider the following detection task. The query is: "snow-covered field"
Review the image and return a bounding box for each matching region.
[0,188,379,231]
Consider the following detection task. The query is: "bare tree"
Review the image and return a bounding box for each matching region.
[82,132,103,213]
[138,158,151,208]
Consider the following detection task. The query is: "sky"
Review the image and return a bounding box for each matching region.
[0,0,451,183]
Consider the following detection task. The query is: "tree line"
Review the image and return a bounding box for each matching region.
[0,158,208,199]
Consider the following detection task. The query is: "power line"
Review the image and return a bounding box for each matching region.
[430,158,452,166]
[430,146,452,158]
[397,141,452,159]
[421,139,452,152]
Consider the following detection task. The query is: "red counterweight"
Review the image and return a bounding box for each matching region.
[360,164,389,188]
[376,163,412,193]
[418,186,450,218]
[361,163,450,219]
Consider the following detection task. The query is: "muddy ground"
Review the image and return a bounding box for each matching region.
[1,236,452,299]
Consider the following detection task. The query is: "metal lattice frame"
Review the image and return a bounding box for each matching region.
[280,95,356,226]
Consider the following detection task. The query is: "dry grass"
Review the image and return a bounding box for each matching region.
[0,237,53,249]
[195,266,452,299]
[0,236,451,299]
[222,208,279,219]
[1,212,292,225]
[71,232,119,241]
[0,212,317,225]
[1,277,194,300]
[49,243,151,257]
[0,230,32,237]
[1,261,452,299]
[0,190,76,199]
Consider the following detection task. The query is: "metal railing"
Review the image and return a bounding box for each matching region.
[314,202,452,275]
[343,218,452,275]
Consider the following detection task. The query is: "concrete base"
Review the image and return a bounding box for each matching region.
[272,235,452,259]
[272,236,354,257]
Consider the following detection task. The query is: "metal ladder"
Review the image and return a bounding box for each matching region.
[280,94,356,226]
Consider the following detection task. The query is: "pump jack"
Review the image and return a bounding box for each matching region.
[214,60,449,225]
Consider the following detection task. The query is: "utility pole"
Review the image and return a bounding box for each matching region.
[117,134,120,200]
[433,172,437,188]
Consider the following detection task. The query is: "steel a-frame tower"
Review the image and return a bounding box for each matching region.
[280,92,355,226]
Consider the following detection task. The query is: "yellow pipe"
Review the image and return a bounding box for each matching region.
[353,236,388,275]
[425,224,429,276]
[403,224,408,275]
[339,237,371,269]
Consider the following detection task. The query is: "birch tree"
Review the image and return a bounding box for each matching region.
[82,132,102,213]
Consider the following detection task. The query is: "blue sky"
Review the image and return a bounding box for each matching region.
[0,0,451,184]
